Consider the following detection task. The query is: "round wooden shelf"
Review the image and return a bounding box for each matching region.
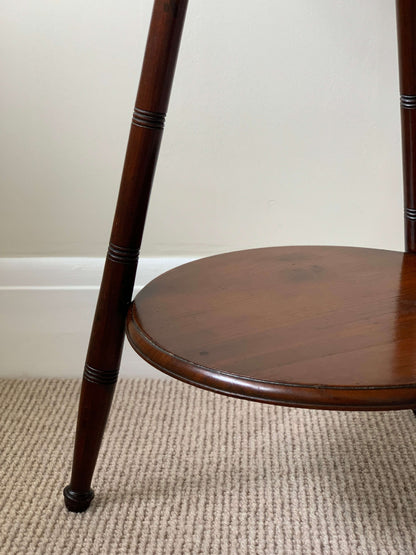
[126,246,416,410]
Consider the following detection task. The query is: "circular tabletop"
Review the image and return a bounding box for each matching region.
[127,246,416,410]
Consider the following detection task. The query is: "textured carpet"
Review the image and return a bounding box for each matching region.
[1,379,416,554]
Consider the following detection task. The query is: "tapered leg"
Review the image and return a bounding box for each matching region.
[63,0,188,512]
[63,255,135,512]
[64,380,117,512]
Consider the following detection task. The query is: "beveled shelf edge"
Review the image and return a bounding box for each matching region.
[126,304,416,411]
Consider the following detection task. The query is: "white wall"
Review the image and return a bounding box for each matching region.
[0,0,403,257]
[0,257,192,378]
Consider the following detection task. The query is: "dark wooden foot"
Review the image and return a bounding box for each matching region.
[63,486,94,513]
[412,409,416,417]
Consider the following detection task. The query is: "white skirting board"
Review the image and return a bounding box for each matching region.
[0,257,194,379]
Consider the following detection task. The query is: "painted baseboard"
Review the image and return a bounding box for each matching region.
[0,257,194,379]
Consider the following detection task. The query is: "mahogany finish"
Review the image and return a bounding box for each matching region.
[397,0,416,251]
[64,0,189,512]
[127,246,416,410]
[64,0,416,512]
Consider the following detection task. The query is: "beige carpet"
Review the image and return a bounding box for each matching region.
[1,379,416,554]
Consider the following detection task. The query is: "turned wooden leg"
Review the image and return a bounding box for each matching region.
[63,0,188,512]
[64,377,117,512]
[63,254,135,512]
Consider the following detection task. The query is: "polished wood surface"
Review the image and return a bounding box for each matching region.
[64,0,189,512]
[127,247,416,410]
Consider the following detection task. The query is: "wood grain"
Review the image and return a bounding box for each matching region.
[127,246,416,410]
